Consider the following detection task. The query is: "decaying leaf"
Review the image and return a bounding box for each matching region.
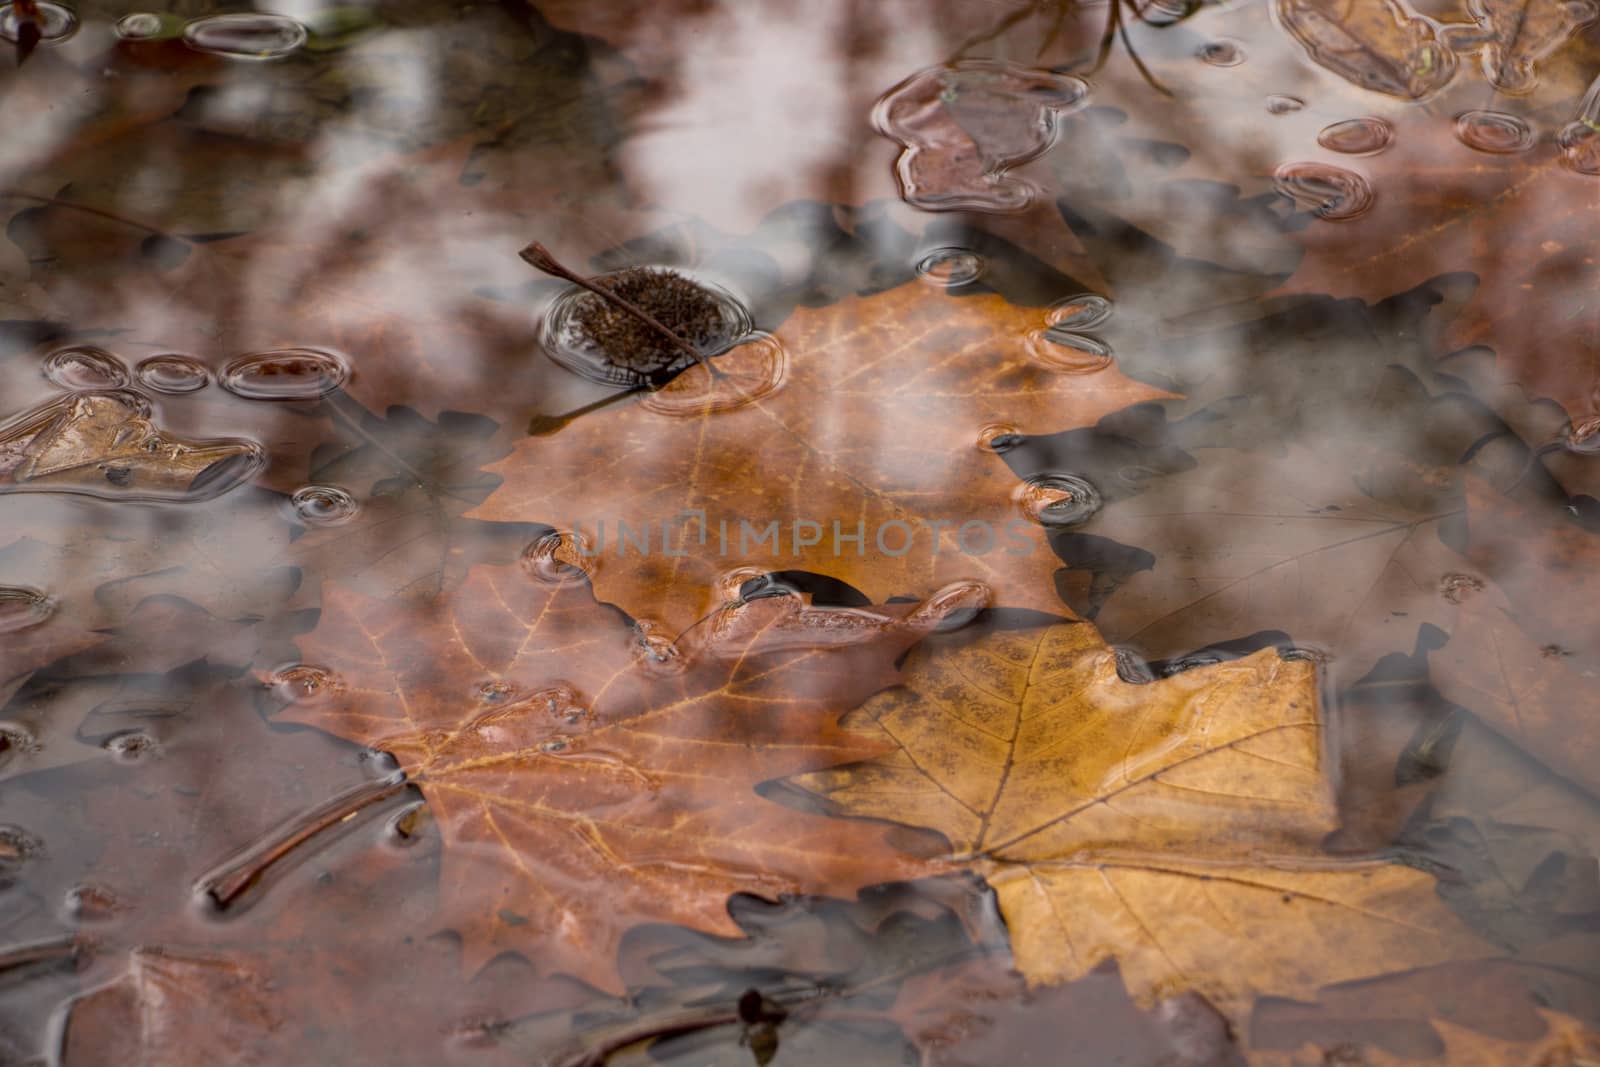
[473,280,1167,637]
[786,615,1490,1027]
[1439,0,1599,94]
[0,391,263,502]
[59,948,280,1067]
[1275,0,1458,100]
[278,559,985,990]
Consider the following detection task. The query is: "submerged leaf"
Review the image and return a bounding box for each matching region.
[787,616,1489,1025]
[280,560,984,989]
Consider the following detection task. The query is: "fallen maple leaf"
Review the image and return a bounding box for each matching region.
[472,280,1168,638]
[785,614,1490,1028]
[275,558,985,990]
[1276,66,1600,425]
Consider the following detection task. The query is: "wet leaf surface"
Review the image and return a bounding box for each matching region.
[785,612,1489,1027]
[276,560,985,990]
[474,279,1167,637]
[1,0,1599,1062]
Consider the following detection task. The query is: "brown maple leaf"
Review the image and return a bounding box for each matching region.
[275,558,985,990]
[1277,68,1600,425]
[471,280,1168,638]
[785,615,1491,1030]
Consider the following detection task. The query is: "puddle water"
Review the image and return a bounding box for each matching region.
[1,0,1599,1063]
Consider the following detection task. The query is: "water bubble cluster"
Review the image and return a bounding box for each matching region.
[1273,162,1375,221]
[1027,295,1116,374]
[1317,118,1395,156]
[220,349,349,401]
[1454,110,1535,154]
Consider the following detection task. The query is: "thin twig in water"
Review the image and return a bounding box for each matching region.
[518,242,721,380]
[0,189,187,241]
[196,774,411,910]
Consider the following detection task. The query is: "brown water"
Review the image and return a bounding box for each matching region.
[1,1,1599,1063]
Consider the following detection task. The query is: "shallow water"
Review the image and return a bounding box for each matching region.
[1,1,1599,1063]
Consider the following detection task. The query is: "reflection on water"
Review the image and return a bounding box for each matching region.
[1,0,1599,1062]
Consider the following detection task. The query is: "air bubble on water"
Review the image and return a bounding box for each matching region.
[115,12,168,39]
[63,883,124,923]
[1273,162,1375,220]
[978,424,1022,453]
[220,348,348,401]
[1454,110,1535,154]
[914,248,985,287]
[1196,40,1244,66]
[0,825,42,865]
[269,664,344,703]
[1161,653,1222,676]
[522,530,595,583]
[289,485,360,527]
[0,724,37,772]
[42,347,130,391]
[0,587,52,634]
[1439,573,1485,604]
[1316,117,1395,156]
[639,332,787,417]
[104,730,156,762]
[1049,294,1114,331]
[1558,74,1600,175]
[1016,473,1102,528]
[633,620,684,673]
[1558,122,1600,174]
[0,1,78,44]
[136,355,210,394]
[1028,327,1115,374]
[716,566,772,604]
[476,681,515,704]
[182,12,307,59]
[1565,415,1600,453]
[1266,95,1305,114]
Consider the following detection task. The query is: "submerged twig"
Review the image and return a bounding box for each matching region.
[535,945,994,1067]
[518,242,721,380]
[197,773,411,910]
